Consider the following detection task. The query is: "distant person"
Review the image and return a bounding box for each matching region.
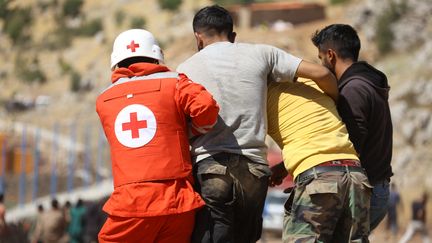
[31,204,44,243]
[0,193,6,237]
[399,192,430,243]
[32,199,67,243]
[387,183,402,237]
[0,221,29,243]
[83,198,106,243]
[0,194,5,230]
[268,78,371,242]
[0,194,29,242]
[177,5,338,243]
[96,29,219,242]
[68,199,86,243]
[312,24,393,231]
[63,200,72,226]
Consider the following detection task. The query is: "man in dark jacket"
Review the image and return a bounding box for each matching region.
[311,24,393,231]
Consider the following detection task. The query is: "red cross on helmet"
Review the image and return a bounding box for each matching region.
[110,29,164,69]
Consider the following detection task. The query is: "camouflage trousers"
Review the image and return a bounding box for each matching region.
[283,170,372,243]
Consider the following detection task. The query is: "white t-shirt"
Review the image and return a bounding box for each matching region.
[177,41,302,165]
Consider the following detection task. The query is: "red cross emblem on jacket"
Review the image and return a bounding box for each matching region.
[115,104,157,148]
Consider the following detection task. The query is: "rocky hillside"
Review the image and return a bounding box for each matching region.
[348,0,432,191]
[0,0,431,195]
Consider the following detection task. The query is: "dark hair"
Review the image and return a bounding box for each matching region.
[64,200,71,208]
[311,24,361,62]
[37,204,44,212]
[193,5,233,37]
[51,198,59,209]
[76,199,84,207]
[118,56,158,68]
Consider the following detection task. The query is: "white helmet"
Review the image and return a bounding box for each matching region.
[110,29,164,69]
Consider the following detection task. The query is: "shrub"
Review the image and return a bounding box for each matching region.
[115,10,125,26]
[158,0,182,11]
[62,0,83,17]
[0,0,8,18]
[78,18,103,36]
[70,71,81,92]
[21,68,47,84]
[15,57,47,84]
[49,24,73,49]
[3,8,32,44]
[58,58,73,75]
[329,0,350,5]
[375,1,406,54]
[130,17,146,29]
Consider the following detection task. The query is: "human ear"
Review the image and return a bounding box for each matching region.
[327,49,337,64]
[228,32,237,43]
[194,32,204,51]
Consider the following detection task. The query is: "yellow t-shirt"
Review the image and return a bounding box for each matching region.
[267,78,358,179]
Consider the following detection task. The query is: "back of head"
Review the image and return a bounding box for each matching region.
[51,198,59,209]
[37,204,44,213]
[193,5,233,37]
[311,24,361,62]
[64,200,71,209]
[76,199,84,207]
[111,29,164,69]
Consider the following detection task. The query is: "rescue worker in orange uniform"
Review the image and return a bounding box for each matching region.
[96,29,219,243]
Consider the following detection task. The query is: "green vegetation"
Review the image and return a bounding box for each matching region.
[46,17,103,49]
[375,1,407,54]
[158,0,182,11]
[2,8,32,44]
[78,18,103,36]
[62,0,83,17]
[70,71,82,92]
[58,58,73,75]
[329,0,350,5]
[58,58,84,92]
[130,17,146,29]
[20,68,47,84]
[15,57,47,84]
[115,10,126,26]
[0,0,8,17]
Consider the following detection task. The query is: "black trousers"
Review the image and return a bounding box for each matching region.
[192,153,269,243]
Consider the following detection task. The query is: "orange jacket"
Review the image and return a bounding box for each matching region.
[97,63,219,187]
[96,63,218,217]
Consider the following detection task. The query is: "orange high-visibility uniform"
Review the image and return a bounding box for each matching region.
[96,63,219,243]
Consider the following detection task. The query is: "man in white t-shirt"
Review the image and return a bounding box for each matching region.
[177,5,338,243]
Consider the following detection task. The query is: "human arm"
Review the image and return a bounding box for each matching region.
[295,60,339,102]
[337,82,370,155]
[265,45,338,101]
[176,73,219,135]
[269,161,288,187]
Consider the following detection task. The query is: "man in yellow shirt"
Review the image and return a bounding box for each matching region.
[268,78,372,242]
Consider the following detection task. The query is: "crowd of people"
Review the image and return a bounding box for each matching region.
[31,198,107,243]
[383,185,431,243]
[0,195,107,243]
